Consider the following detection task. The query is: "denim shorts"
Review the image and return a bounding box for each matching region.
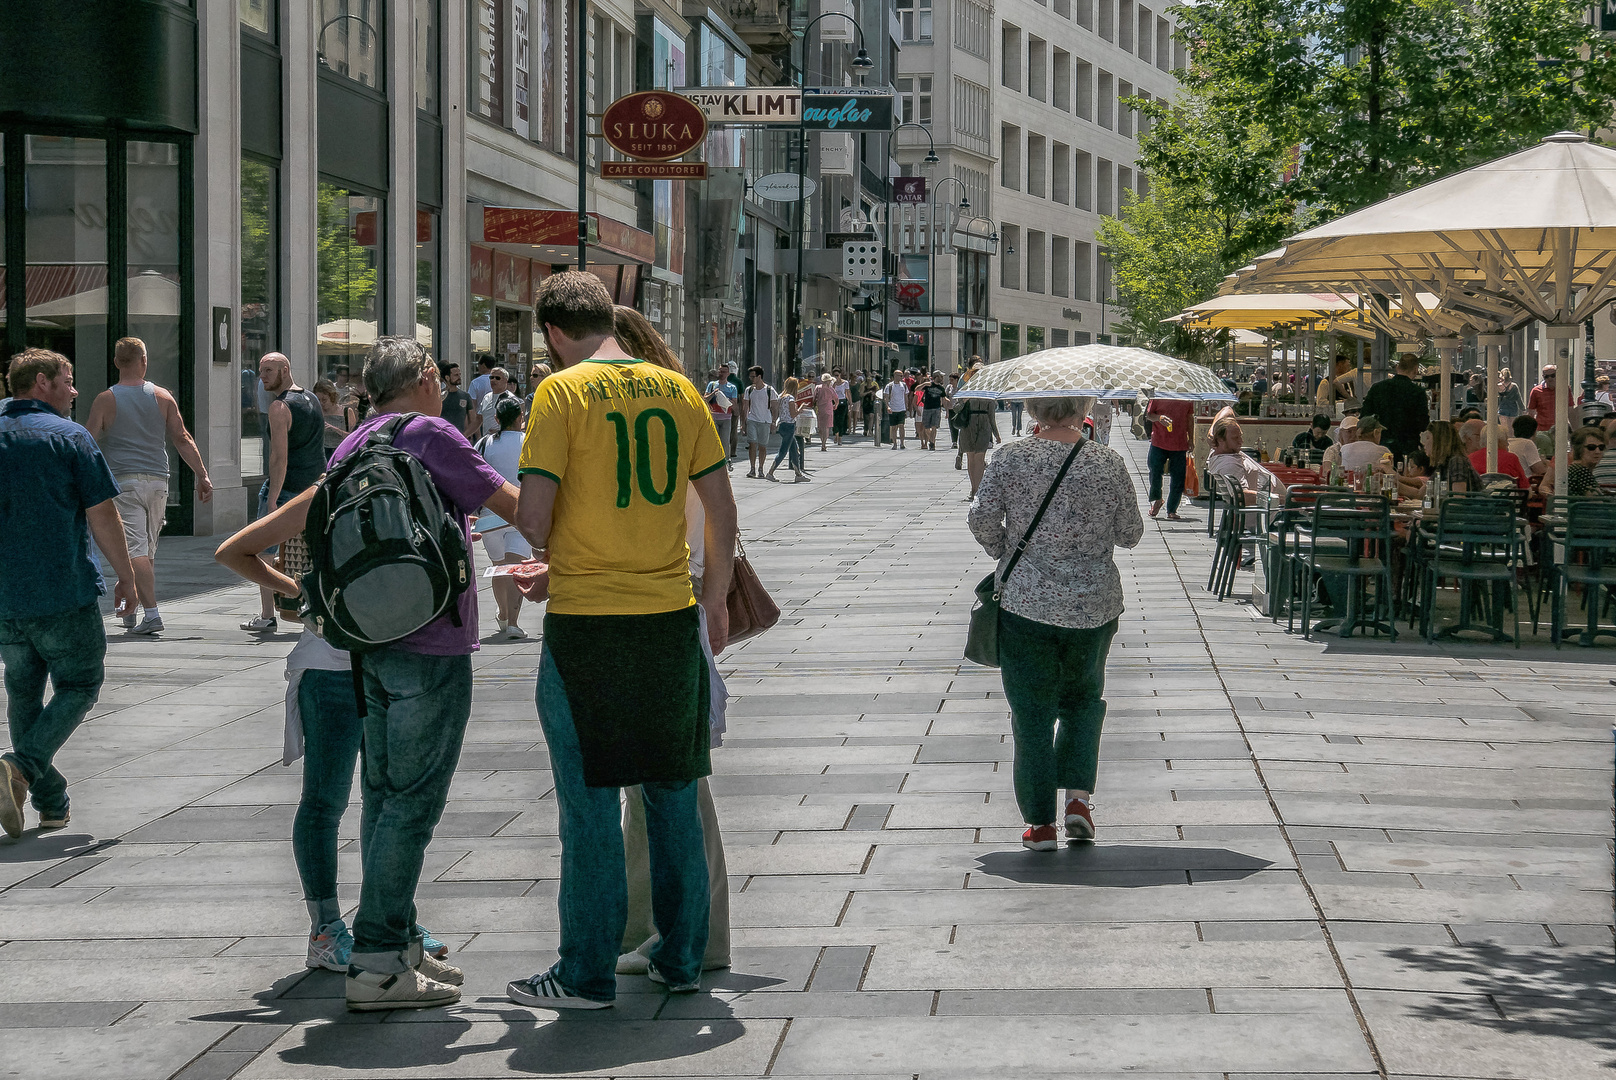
[257,481,300,556]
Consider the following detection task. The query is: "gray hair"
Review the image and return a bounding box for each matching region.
[364,336,435,408]
[1026,395,1095,428]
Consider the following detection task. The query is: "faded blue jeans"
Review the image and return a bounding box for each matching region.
[0,602,106,819]
[536,647,708,1002]
[770,421,801,471]
[349,648,472,974]
[294,668,364,921]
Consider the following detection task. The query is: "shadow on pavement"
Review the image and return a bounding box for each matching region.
[973,844,1272,886]
[1383,944,1616,1062]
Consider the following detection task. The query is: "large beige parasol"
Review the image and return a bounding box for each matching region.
[1239,132,1616,473]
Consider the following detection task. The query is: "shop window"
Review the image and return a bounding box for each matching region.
[416,208,437,352]
[240,157,277,480]
[1001,323,1020,361]
[23,135,109,419]
[126,141,183,504]
[316,183,383,383]
[318,0,383,89]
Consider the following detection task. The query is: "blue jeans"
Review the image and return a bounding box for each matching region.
[294,668,363,910]
[0,603,106,818]
[349,648,472,974]
[537,647,708,1001]
[999,610,1118,826]
[1147,446,1187,514]
[770,421,801,471]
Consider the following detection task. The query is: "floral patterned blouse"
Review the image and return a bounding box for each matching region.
[968,437,1144,629]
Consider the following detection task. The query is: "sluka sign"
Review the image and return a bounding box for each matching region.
[601,91,707,161]
[801,87,894,131]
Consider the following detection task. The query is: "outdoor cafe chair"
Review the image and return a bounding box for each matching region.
[1546,497,1616,647]
[1262,485,1339,629]
[1208,473,1272,601]
[1419,492,1522,645]
[1298,493,1397,641]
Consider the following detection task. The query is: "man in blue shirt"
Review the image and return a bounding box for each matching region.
[0,349,136,838]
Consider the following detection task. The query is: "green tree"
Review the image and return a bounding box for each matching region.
[1097,182,1234,361]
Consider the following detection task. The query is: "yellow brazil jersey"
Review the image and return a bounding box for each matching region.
[518,359,727,615]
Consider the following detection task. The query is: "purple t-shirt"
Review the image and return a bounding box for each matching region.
[332,412,505,655]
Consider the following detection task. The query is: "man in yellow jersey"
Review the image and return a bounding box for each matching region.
[507,273,737,1010]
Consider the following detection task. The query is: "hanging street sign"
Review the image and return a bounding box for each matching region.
[601,161,708,179]
[801,87,895,131]
[601,91,707,161]
[684,87,802,124]
[752,172,818,201]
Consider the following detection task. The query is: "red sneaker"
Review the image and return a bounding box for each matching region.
[1064,799,1095,841]
[1022,824,1059,851]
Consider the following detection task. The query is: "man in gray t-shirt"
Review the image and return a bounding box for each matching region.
[84,336,212,635]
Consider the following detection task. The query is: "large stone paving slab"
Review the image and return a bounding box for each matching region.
[0,431,1609,1078]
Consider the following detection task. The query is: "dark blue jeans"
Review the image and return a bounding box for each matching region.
[537,647,708,1001]
[0,602,106,818]
[349,648,472,974]
[998,610,1118,827]
[1147,446,1187,514]
[294,668,363,909]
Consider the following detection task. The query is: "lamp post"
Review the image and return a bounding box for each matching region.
[927,177,968,372]
[788,13,873,378]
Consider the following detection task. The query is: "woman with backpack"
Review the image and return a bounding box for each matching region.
[474,395,531,640]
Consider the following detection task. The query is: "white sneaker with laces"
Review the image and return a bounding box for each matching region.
[306,920,353,972]
[240,615,278,633]
[416,951,463,986]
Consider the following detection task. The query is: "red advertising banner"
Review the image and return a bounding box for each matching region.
[469,246,494,298]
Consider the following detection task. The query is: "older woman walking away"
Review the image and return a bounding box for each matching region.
[766,377,810,483]
[956,363,1002,499]
[969,395,1143,850]
[608,304,734,979]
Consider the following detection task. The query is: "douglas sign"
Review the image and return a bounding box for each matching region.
[801,87,894,131]
[602,91,707,161]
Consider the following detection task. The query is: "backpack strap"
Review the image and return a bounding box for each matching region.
[995,439,1085,600]
[368,412,419,448]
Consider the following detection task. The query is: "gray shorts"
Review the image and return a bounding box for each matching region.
[921,407,942,428]
[746,420,771,447]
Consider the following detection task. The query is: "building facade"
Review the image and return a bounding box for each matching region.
[895,0,1183,367]
[1,0,886,536]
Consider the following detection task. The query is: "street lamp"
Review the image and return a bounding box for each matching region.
[928,176,968,372]
[790,11,873,377]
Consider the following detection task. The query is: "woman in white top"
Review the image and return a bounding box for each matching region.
[475,396,532,640]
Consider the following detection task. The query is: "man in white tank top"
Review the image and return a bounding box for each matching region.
[84,337,213,635]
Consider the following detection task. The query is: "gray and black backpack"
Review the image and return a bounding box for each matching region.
[300,413,470,655]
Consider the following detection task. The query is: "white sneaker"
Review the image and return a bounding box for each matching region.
[647,964,701,994]
[615,951,652,976]
[240,615,278,633]
[345,967,460,1012]
[128,616,164,635]
[502,624,527,640]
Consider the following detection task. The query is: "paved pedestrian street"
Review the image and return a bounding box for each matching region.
[1,433,1611,1080]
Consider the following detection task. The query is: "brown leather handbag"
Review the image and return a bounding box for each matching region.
[725,537,780,642]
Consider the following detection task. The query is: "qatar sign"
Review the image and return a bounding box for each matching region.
[601,91,707,161]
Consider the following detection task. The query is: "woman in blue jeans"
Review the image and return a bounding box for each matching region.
[968,394,1143,850]
[766,377,808,482]
[214,494,453,974]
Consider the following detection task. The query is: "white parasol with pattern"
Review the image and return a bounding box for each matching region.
[952,345,1236,402]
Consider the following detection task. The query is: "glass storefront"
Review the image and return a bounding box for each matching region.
[126,140,184,506]
[316,182,382,384]
[23,135,109,418]
[416,207,438,355]
[241,157,277,479]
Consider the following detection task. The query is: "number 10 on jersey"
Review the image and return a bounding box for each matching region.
[606,409,680,508]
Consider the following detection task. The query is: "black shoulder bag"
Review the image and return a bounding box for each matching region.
[964,438,1084,668]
